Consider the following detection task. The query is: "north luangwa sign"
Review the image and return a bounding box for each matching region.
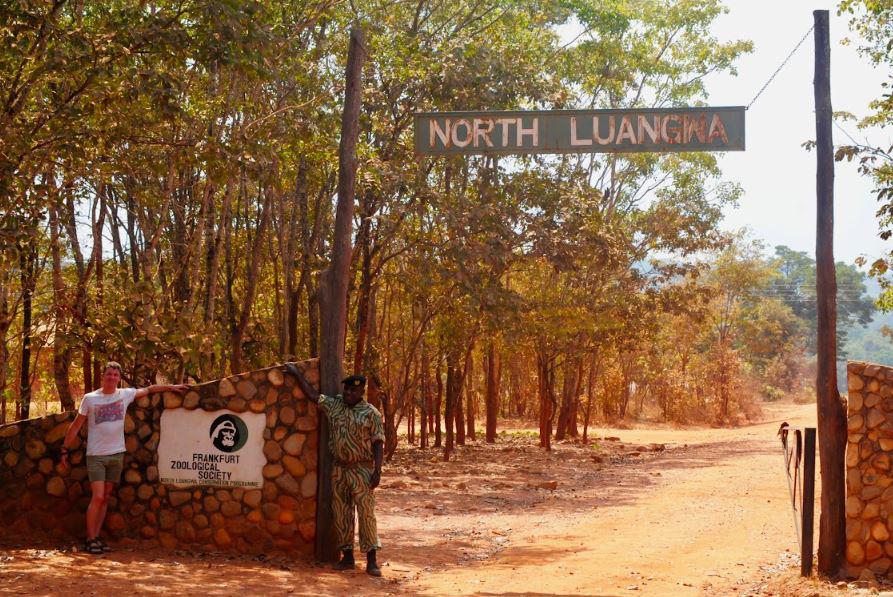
[157,409,266,488]
[414,107,745,155]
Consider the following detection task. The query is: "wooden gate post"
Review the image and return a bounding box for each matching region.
[802,427,816,576]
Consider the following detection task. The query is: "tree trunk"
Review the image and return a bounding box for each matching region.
[455,370,465,446]
[296,179,328,360]
[485,342,500,443]
[434,357,443,448]
[582,352,600,444]
[556,356,577,441]
[420,341,429,448]
[316,24,366,563]
[230,188,273,373]
[0,264,11,424]
[537,350,553,451]
[814,9,845,576]
[17,241,36,420]
[454,339,475,446]
[49,197,75,411]
[308,281,320,358]
[204,176,235,326]
[568,357,583,437]
[465,350,475,441]
[443,351,457,460]
[280,161,305,358]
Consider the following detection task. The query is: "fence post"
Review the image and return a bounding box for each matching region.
[802,427,816,576]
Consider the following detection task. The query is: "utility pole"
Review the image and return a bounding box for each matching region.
[813,9,845,576]
[317,24,366,562]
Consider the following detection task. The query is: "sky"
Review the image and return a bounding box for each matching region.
[702,1,890,266]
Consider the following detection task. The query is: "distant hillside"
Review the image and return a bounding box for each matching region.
[843,308,893,368]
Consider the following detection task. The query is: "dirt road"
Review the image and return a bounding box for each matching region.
[0,401,817,596]
[385,401,817,596]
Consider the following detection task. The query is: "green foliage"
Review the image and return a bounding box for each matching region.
[836,1,893,315]
[0,0,774,434]
[771,245,875,357]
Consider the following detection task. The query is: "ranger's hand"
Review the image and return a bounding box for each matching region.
[284,362,319,402]
[285,363,303,379]
[370,469,381,490]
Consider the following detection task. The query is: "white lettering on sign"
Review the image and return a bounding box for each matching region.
[517,117,538,146]
[427,117,540,149]
[420,110,738,154]
[570,117,591,146]
[157,409,266,488]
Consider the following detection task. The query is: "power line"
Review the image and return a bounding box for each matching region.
[747,25,815,110]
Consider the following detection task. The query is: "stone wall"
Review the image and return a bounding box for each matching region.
[845,361,893,577]
[0,359,319,557]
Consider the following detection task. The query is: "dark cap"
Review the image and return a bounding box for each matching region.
[342,374,366,388]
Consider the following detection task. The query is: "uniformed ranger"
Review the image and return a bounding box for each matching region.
[285,363,385,576]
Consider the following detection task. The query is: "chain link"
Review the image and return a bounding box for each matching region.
[747,25,815,110]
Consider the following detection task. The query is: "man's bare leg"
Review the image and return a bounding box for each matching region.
[86,481,109,540]
[97,481,114,536]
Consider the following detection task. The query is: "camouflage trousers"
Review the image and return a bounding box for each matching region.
[332,462,380,553]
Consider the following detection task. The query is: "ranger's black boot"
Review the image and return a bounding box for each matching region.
[334,549,355,570]
[366,549,382,577]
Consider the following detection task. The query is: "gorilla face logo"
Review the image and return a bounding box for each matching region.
[217,422,236,447]
[209,415,248,453]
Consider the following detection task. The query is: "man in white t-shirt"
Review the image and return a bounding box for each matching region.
[60,361,187,554]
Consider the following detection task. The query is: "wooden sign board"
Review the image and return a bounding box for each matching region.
[414,107,745,155]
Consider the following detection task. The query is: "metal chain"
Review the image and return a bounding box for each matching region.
[747,25,815,110]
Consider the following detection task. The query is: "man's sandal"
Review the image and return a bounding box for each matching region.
[84,539,104,555]
[95,538,112,552]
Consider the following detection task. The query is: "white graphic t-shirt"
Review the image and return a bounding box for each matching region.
[78,388,138,456]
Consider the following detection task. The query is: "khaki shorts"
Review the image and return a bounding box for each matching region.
[86,452,125,483]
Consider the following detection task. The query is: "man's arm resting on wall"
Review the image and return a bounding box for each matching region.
[370,440,383,489]
[134,384,189,399]
[284,363,320,403]
[60,414,86,467]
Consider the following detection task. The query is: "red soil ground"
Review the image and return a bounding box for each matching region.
[2,400,853,596]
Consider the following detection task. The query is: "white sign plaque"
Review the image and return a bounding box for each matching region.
[157,409,266,488]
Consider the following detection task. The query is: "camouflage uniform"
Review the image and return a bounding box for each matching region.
[318,394,385,553]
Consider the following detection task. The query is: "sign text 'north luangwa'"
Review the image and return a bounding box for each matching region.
[414,107,745,155]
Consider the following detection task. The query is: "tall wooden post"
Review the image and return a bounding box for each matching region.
[813,9,846,576]
[802,427,817,576]
[317,24,366,562]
